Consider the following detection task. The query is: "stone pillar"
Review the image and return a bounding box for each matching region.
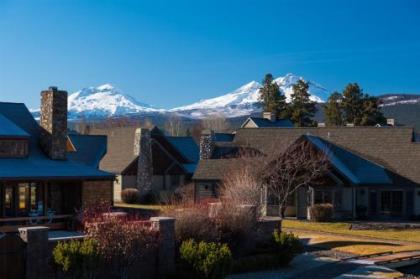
[134,128,153,196]
[18,226,50,279]
[150,217,175,278]
[40,86,68,160]
[199,129,215,160]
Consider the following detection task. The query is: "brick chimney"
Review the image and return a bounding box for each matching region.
[39,86,68,160]
[263,111,276,122]
[134,128,153,195]
[199,130,215,160]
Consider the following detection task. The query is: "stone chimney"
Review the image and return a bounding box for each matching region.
[199,130,215,160]
[134,128,153,195]
[263,111,276,122]
[39,86,68,160]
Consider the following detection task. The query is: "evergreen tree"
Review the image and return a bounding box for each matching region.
[289,80,317,127]
[341,83,363,125]
[341,83,385,126]
[259,73,287,116]
[324,92,344,126]
[360,95,386,126]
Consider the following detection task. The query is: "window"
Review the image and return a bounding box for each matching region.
[314,190,333,204]
[5,187,13,210]
[18,183,29,211]
[381,191,403,213]
[170,176,180,188]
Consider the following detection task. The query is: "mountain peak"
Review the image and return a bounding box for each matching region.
[96,83,116,91]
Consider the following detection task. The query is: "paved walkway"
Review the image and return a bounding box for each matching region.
[228,252,403,279]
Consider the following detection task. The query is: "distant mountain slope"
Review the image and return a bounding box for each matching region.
[171,73,329,118]
[380,94,420,107]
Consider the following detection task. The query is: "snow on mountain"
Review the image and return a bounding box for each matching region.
[172,73,329,118]
[66,84,163,119]
[30,74,332,120]
[379,94,420,107]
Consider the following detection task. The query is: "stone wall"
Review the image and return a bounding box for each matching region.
[18,217,176,279]
[39,86,68,160]
[0,138,28,158]
[82,180,113,207]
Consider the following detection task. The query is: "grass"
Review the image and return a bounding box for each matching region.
[283,219,420,243]
[113,202,167,211]
[294,231,420,255]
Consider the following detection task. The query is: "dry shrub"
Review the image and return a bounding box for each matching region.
[164,203,219,244]
[164,201,258,256]
[121,188,139,204]
[310,203,333,221]
[163,183,195,205]
[220,168,262,216]
[85,215,158,278]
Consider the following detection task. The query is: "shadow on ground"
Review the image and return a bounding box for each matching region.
[299,238,401,249]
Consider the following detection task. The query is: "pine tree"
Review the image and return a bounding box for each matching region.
[259,73,287,116]
[341,83,385,126]
[324,92,343,126]
[360,95,386,126]
[341,83,363,125]
[289,80,317,127]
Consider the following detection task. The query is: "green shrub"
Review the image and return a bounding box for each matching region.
[52,238,101,278]
[272,230,303,264]
[310,203,333,222]
[121,188,139,204]
[179,239,232,279]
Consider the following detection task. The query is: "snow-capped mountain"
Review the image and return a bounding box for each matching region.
[31,73,330,120]
[172,73,329,118]
[31,84,164,120]
[67,84,163,119]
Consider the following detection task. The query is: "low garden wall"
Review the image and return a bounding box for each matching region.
[17,216,175,279]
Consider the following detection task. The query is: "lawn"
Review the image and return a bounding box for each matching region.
[113,202,167,211]
[294,231,420,255]
[283,219,420,243]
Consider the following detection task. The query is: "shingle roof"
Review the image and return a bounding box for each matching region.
[243,117,294,128]
[214,133,235,142]
[0,102,113,180]
[91,126,199,174]
[166,136,199,163]
[0,113,29,138]
[68,134,108,168]
[304,135,392,185]
[194,127,420,186]
[193,159,238,180]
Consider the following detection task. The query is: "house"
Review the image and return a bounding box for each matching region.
[241,111,294,128]
[0,87,114,232]
[193,120,420,220]
[91,126,199,202]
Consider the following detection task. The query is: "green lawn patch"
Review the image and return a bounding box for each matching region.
[113,202,166,211]
[283,219,420,243]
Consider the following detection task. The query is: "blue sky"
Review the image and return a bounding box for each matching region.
[1,0,420,109]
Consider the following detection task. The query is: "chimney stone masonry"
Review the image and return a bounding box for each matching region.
[40,86,68,160]
[134,128,153,196]
[199,129,215,160]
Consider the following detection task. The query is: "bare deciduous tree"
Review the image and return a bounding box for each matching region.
[165,115,183,136]
[202,114,230,132]
[260,139,329,217]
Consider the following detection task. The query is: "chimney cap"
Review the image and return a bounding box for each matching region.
[48,86,58,92]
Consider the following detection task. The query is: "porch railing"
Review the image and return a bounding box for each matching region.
[0,214,72,233]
